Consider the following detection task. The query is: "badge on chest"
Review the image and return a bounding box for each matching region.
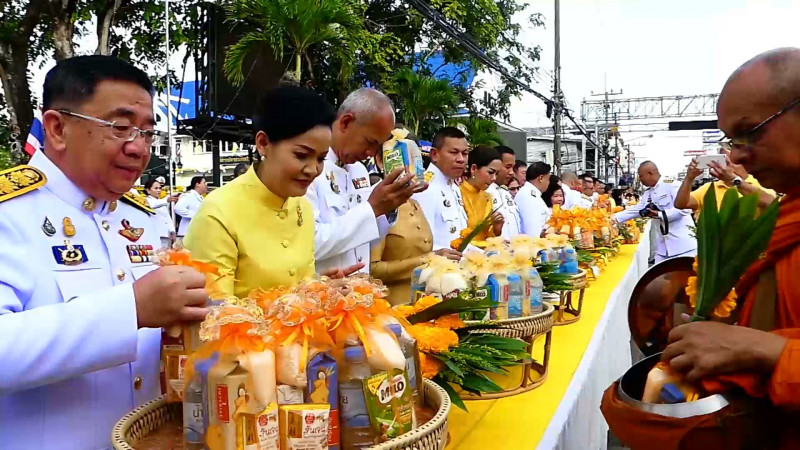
[352,177,369,189]
[52,240,87,265]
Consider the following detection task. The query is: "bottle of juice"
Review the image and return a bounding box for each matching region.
[387,324,422,410]
[506,274,525,318]
[339,346,376,449]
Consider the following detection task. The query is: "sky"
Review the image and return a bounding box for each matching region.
[26,0,800,175]
[500,0,800,175]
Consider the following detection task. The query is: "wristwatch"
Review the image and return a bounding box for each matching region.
[732,176,743,187]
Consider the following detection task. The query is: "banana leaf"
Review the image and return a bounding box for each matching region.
[407,296,496,324]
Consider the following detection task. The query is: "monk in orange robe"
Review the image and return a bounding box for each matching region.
[662,48,800,447]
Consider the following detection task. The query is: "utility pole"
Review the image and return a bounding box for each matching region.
[552,0,562,173]
[589,85,622,183]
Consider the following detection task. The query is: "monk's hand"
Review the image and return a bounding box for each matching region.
[662,321,787,382]
[321,263,365,279]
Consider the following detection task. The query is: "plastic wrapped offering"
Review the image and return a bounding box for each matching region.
[382,128,425,181]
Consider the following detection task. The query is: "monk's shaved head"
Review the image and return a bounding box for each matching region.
[722,48,800,109]
[718,48,800,194]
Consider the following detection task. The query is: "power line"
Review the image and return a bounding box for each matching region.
[406,0,600,150]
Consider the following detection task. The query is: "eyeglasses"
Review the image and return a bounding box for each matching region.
[58,110,163,146]
[719,97,800,151]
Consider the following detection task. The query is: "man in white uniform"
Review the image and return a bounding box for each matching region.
[307,88,423,275]
[173,175,206,237]
[486,145,521,238]
[414,127,470,250]
[614,161,697,262]
[516,161,552,237]
[578,172,597,208]
[559,171,584,209]
[0,55,208,449]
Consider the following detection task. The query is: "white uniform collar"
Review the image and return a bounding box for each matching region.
[561,183,573,194]
[326,148,347,169]
[429,163,453,186]
[29,150,117,215]
[530,182,543,197]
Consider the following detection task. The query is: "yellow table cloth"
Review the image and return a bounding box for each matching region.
[447,238,650,449]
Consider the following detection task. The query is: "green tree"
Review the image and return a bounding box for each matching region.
[454,116,504,147]
[0,0,197,157]
[223,0,368,86]
[388,67,459,136]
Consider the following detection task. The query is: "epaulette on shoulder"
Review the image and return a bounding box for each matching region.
[0,165,46,204]
[120,192,155,215]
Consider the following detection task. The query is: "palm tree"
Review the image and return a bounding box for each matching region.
[454,116,505,147]
[223,0,364,86]
[389,67,460,135]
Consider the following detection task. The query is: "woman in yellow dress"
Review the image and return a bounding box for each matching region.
[459,145,505,243]
[184,86,336,297]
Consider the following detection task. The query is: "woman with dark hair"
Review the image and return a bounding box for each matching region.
[459,145,505,242]
[144,178,179,248]
[173,175,207,237]
[507,178,521,198]
[541,174,565,209]
[184,85,336,297]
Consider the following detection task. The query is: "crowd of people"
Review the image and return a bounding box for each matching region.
[3,46,800,448]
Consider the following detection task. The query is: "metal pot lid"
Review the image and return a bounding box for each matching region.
[627,256,696,356]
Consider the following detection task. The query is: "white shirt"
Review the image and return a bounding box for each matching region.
[515,182,550,237]
[486,183,521,239]
[0,151,161,449]
[561,183,581,209]
[146,195,175,239]
[173,189,203,236]
[413,163,468,251]
[614,177,697,258]
[306,151,391,275]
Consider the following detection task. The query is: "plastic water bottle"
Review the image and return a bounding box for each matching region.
[387,324,422,411]
[563,247,579,275]
[183,353,218,449]
[339,346,376,449]
[487,274,509,320]
[506,274,525,318]
[528,267,544,314]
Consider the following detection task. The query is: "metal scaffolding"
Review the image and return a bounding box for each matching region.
[580,94,719,123]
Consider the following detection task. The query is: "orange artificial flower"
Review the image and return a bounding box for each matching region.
[407,323,459,354]
[433,314,465,330]
[420,352,444,379]
[395,305,416,318]
[414,295,442,312]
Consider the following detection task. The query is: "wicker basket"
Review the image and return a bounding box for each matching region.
[460,302,555,398]
[111,379,450,450]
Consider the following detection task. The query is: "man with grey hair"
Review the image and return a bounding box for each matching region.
[559,171,587,209]
[306,87,425,275]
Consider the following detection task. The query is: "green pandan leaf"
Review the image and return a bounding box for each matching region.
[692,187,778,321]
[433,376,467,411]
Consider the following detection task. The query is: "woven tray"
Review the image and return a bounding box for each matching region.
[112,379,450,450]
[460,302,555,399]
